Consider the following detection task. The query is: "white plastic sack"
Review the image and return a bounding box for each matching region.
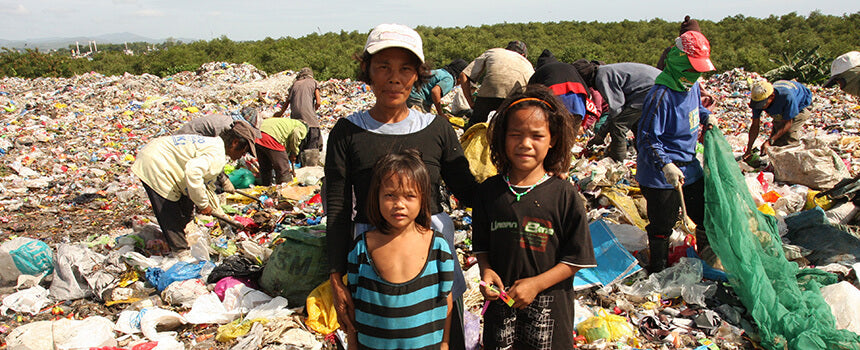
[1,285,51,315]
[5,320,53,350]
[768,143,851,190]
[821,281,860,335]
[50,244,118,301]
[184,292,235,324]
[161,278,208,308]
[115,310,142,334]
[222,283,272,314]
[277,328,323,349]
[139,307,187,342]
[53,316,117,350]
[825,202,858,225]
[245,296,293,320]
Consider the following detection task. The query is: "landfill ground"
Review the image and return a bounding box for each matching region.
[1,62,860,349]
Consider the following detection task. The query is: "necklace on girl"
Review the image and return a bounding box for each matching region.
[504,173,549,202]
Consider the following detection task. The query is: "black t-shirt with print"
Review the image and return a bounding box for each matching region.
[472,175,596,291]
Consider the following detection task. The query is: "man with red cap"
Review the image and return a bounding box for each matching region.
[636,30,716,273]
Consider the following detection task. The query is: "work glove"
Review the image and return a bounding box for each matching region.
[222,178,236,193]
[705,116,718,130]
[217,172,235,193]
[662,163,685,188]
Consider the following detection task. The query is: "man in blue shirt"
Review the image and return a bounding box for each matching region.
[636,30,716,273]
[744,80,812,159]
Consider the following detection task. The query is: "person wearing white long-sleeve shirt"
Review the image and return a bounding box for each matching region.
[132,123,256,251]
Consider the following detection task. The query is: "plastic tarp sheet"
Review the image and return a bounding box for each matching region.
[574,220,642,290]
[703,127,860,349]
[784,207,860,266]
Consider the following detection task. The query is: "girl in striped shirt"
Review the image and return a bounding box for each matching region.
[347,149,454,349]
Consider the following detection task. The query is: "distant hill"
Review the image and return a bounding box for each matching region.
[0,32,196,51]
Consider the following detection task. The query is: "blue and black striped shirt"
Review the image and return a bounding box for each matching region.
[347,230,454,349]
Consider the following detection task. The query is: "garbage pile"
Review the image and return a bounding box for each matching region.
[1,61,860,350]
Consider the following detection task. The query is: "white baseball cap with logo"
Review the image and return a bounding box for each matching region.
[363,23,424,63]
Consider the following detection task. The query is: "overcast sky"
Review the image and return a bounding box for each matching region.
[1,0,857,41]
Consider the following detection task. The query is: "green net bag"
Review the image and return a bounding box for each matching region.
[703,128,860,349]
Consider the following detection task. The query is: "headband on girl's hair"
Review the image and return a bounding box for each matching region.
[508,97,554,111]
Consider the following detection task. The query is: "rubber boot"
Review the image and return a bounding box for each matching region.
[647,238,670,274]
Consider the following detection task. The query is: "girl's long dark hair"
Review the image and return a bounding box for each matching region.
[488,84,576,176]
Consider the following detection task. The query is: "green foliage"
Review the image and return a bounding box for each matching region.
[2,12,858,80]
[763,47,832,84]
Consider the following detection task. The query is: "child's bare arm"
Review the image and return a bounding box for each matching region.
[476,253,503,300]
[441,293,452,350]
[507,263,579,309]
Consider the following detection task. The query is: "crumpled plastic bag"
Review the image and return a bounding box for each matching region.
[619,257,703,300]
[245,296,291,320]
[305,279,339,335]
[53,316,118,349]
[216,318,269,343]
[50,244,119,301]
[206,255,263,284]
[161,278,208,308]
[139,307,187,342]
[183,292,234,325]
[820,281,860,335]
[459,122,496,182]
[1,285,50,315]
[222,283,273,314]
[214,276,254,301]
[145,260,214,292]
[575,308,636,343]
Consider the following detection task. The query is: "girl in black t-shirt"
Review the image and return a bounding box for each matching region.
[473,85,596,350]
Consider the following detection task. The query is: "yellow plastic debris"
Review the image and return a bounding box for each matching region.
[757,204,776,216]
[216,318,269,343]
[804,190,833,211]
[601,186,649,230]
[305,278,343,335]
[460,122,497,183]
[575,309,636,343]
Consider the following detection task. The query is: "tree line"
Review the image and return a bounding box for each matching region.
[1,11,858,83]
